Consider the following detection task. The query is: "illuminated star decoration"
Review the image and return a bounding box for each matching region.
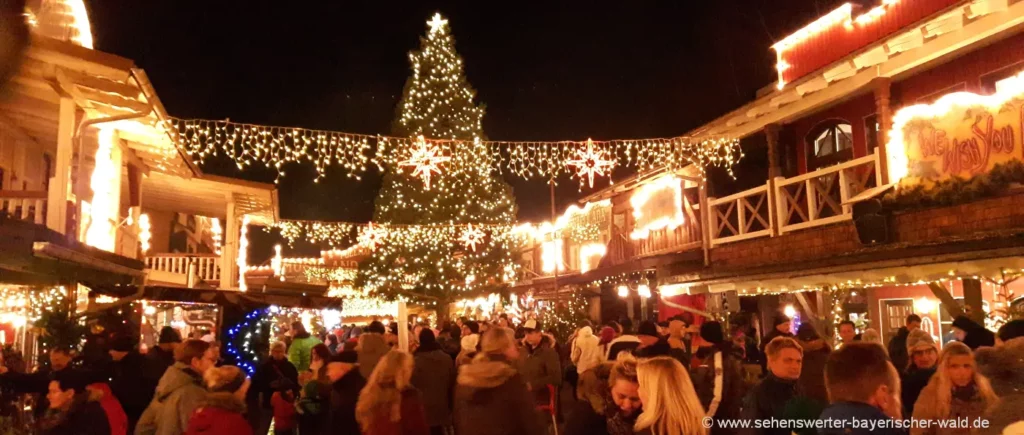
[427,13,448,35]
[459,223,486,252]
[566,138,616,188]
[399,136,451,190]
[358,223,388,251]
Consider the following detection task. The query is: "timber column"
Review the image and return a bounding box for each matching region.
[873,77,892,184]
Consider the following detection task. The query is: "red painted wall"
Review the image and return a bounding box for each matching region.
[786,32,1024,175]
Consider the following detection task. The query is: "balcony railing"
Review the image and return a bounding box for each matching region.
[145,253,221,282]
[775,148,882,234]
[709,184,772,246]
[0,190,47,225]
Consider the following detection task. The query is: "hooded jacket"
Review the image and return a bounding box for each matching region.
[134,362,207,435]
[519,335,562,400]
[39,389,112,435]
[571,327,602,375]
[89,383,129,435]
[110,350,155,429]
[411,340,455,428]
[887,327,912,372]
[454,355,544,435]
[975,337,1024,435]
[184,392,252,435]
[287,332,321,372]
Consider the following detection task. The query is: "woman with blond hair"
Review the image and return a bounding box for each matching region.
[185,365,253,435]
[355,350,429,435]
[634,356,706,435]
[911,341,999,435]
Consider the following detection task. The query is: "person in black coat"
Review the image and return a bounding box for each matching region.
[325,351,366,434]
[38,370,110,435]
[900,329,938,417]
[759,315,794,374]
[411,329,455,434]
[886,314,921,372]
[0,348,74,419]
[952,315,996,350]
[107,335,154,433]
[145,326,181,383]
[248,340,299,435]
[741,336,804,435]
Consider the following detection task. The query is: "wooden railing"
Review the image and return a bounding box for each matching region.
[708,183,772,246]
[0,191,47,225]
[775,148,882,234]
[145,253,221,282]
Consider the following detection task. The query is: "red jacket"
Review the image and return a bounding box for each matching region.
[271,391,297,431]
[362,388,429,435]
[184,392,253,435]
[88,383,127,435]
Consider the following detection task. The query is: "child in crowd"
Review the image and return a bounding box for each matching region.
[271,389,297,435]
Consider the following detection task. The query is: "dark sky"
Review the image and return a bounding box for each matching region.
[87,0,842,254]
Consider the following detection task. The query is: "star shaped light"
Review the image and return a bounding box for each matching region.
[566,138,616,188]
[358,222,388,251]
[427,13,448,35]
[400,136,451,189]
[459,223,486,252]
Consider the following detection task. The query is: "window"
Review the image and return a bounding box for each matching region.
[864,114,879,154]
[806,120,855,171]
[981,61,1024,94]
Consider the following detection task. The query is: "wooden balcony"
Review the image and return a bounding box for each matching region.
[145,253,222,287]
[775,148,882,234]
[0,191,47,225]
[606,187,703,266]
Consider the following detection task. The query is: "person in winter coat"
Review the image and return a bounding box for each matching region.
[794,324,831,404]
[951,315,996,350]
[740,336,803,435]
[287,322,321,372]
[759,315,794,374]
[456,334,478,368]
[325,351,366,434]
[145,327,181,384]
[135,340,218,435]
[606,319,642,361]
[108,335,154,434]
[975,319,1024,435]
[358,332,391,379]
[247,341,298,435]
[887,314,922,372]
[690,321,747,434]
[454,327,544,435]
[410,329,455,434]
[39,370,111,435]
[634,356,706,435]
[87,382,128,435]
[565,357,642,435]
[911,341,998,435]
[518,319,562,408]
[901,329,939,416]
[356,350,430,435]
[185,365,253,435]
[571,326,602,377]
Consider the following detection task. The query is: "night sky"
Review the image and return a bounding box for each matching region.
[87,0,844,256]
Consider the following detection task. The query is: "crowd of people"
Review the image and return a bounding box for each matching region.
[0,311,1019,435]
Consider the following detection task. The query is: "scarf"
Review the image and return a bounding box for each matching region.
[952,382,977,402]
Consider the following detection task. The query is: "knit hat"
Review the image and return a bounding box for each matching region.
[599,326,616,345]
[637,320,659,337]
[461,334,479,352]
[773,315,791,328]
[906,329,937,353]
[700,321,725,344]
[158,326,181,344]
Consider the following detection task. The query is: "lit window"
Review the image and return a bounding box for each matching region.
[814,123,853,158]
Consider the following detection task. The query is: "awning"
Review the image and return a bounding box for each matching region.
[123,285,342,310]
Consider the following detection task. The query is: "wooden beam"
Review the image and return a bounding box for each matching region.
[46,97,76,234]
[928,281,965,319]
[962,278,985,324]
[115,139,150,176]
[56,67,141,100]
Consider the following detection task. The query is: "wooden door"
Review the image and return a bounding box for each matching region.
[881,299,913,342]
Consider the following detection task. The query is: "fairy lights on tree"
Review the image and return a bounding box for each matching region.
[356,12,518,311]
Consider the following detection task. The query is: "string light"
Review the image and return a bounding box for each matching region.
[211,217,223,255]
[399,136,451,190]
[225,308,270,375]
[138,213,151,253]
[85,126,118,251]
[541,240,564,274]
[579,243,607,273]
[357,223,388,251]
[630,175,685,240]
[566,138,616,188]
[238,215,250,291]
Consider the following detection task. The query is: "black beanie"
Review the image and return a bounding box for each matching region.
[773,315,791,328]
[637,320,659,337]
[700,321,725,344]
[159,326,181,344]
[110,335,135,352]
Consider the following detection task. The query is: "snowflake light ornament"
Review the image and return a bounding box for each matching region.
[459,223,486,252]
[358,222,388,251]
[400,136,451,189]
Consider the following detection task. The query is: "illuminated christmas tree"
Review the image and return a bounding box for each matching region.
[358,13,517,312]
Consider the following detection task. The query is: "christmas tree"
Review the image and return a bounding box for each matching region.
[358,13,517,312]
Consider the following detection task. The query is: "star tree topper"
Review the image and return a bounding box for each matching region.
[399,136,451,190]
[358,223,388,251]
[427,13,448,35]
[459,223,486,252]
[567,138,616,188]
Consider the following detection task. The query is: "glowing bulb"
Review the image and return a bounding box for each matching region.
[783,304,796,318]
[617,285,630,298]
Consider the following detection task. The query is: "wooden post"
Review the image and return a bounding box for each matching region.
[47,97,76,234]
[221,199,238,289]
[699,181,712,265]
[873,78,892,185]
[962,279,985,325]
[927,282,965,319]
[398,301,409,352]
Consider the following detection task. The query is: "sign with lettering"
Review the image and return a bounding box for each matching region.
[888,72,1024,187]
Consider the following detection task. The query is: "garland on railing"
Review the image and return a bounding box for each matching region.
[883,160,1024,211]
[169,118,741,184]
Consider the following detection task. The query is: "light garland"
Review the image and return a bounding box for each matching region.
[541,240,564,274]
[357,223,388,251]
[399,136,451,190]
[225,308,270,375]
[566,138,616,188]
[271,244,283,277]
[630,175,685,240]
[211,217,223,255]
[85,126,118,251]
[887,70,1024,185]
[238,215,250,291]
[579,243,607,273]
[138,213,152,253]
